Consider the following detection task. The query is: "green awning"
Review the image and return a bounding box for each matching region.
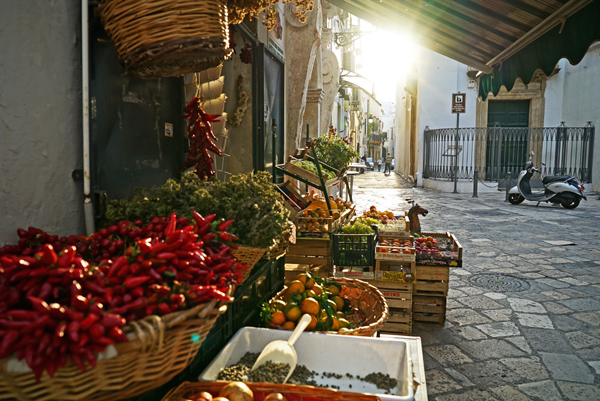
[479,0,600,100]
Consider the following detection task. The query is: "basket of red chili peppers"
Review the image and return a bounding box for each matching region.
[0,211,245,401]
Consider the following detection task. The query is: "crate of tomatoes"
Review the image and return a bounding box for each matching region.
[375,237,416,262]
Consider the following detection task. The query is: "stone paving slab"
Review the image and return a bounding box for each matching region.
[349,171,600,400]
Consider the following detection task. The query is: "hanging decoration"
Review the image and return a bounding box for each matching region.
[230,75,249,127]
[178,97,223,180]
[226,0,314,29]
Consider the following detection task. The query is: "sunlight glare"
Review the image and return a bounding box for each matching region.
[359,26,416,103]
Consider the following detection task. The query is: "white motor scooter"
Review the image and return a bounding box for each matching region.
[508,151,587,209]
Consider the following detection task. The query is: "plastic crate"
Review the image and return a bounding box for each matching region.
[333,233,375,267]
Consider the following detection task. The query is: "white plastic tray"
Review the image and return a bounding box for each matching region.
[199,327,415,401]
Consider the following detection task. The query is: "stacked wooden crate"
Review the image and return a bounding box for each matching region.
[412,232,462,328]
[285,238,333,282]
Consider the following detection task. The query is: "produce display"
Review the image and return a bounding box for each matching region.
[103,171,290,249]
[340,221,375,235]
[292,159,337,181]
[413,234,460,261]
[0,212,242,380]
[296,194,352,234]
[261,273,374,333]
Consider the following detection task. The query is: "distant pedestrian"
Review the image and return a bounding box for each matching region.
[377,159,382,172]
[384,153,393,175]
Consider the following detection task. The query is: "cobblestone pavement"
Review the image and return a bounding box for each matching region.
[352,170,600,401]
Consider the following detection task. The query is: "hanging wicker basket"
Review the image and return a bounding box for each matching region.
[0,292,232,401]
[99,0,233,79]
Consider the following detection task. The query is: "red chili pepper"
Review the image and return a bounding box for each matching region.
[137,238,152,255]
[89,323,105,338]
[165,239,184,252]
[72,295,89,312]
[145,304,158,316]
[131,287,144,298]
[166,230,182,245]
[80,313,99,330]
[158,302,172,315]
[89,301,104,316]
[0,330,19,358]
[70,353,87,373]
[124,276,150,289]
[148,268,162,281]
[48,303,67,320]
[78,332,89,347]
[107,256,128,278]
[27,296,50,313]
[156,252,176,261]
[108,326,129,342]
[102,313,125,328]
[116,263,131,278]
[164,212,177,237]
[202,232,216,243]
[195,221,212,237]
[83,281,106,295]
[150,242,168,255]
[55,322,67,338]
[65,308,84,322]
[58,246,77,267]
[217,219,235,232]
[37,282,52,301]
[37,332,51,355]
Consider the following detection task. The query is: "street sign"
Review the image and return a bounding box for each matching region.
[452,93,465,113]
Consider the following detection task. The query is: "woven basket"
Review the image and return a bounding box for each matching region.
[269,278,388,336]
[162,381,383,401]
[99,0,233,79]
[232,245,267,283]
[0,292,232,401]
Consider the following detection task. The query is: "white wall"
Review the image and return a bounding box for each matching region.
[416,49,477,177]
[0,1,85,245]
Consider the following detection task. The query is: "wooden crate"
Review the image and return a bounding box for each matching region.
[284,264,332,284]
[413,264,449,296]
[285,238,333,267]
[413,295,446,327]
[380,307,412,335]
[413,280,449,296]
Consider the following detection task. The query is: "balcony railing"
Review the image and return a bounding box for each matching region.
[423,123,595,183]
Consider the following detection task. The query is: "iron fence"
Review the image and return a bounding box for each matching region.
[423,122,595,184]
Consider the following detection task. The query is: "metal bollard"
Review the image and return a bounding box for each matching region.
[504,171,511,202]
[472,169,478,198]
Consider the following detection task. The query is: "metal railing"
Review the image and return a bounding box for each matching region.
[423,122,595,184]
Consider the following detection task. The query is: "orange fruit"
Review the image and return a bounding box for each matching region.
[296,273,315,289]
[301,297,320,316]
[336,311,346,319]
[331,295,344,311]
[281,321,295,330]
[283,305,302,322]
[272,300,287,310]
[306,314,318,330]
[287,280,305,296]
[329,318,340,331]
[270,311,286,326]
[327,285,340,296]
[338,318,350,328]
[311,284,324,296]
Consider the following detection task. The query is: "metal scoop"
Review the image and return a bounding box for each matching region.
[251,313,312,383]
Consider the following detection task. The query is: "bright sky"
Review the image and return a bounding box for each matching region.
[358,22,417,103]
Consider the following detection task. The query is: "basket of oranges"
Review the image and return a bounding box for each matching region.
[261,273,388,336]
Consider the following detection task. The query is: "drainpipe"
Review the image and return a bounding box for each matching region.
[82,0,95,235]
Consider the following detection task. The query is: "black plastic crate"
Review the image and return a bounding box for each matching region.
[333,233,375,267]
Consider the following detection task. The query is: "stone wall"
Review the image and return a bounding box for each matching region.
[0,0,85,244]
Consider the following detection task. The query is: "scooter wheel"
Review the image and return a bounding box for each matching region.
[561,197,580,209]
[508,194,525,205]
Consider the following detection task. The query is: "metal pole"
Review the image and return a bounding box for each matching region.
[473,169,478,197]
[453,113,459,193]
[504,171,511,202]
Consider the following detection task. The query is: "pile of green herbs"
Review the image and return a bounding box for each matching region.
[102,171,290,248]
[313,135,358,170]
